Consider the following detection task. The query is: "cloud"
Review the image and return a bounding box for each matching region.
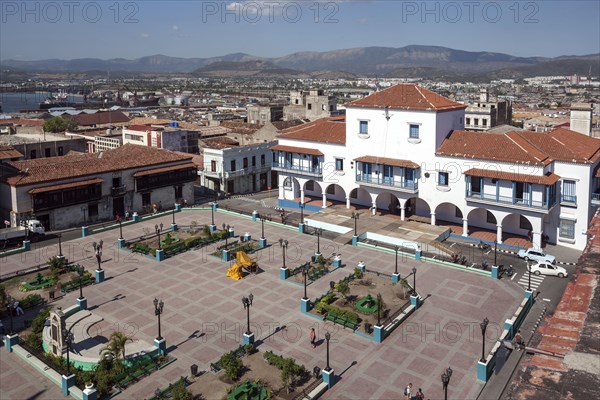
[141,33,150,38]
[172,25,180,31]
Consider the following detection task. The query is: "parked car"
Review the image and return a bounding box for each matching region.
[517,248,556,264]
[528,262,568,278]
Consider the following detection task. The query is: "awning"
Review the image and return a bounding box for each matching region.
[464,168,560,185]
[354,155,420,169]
[271,144,323,156]
[133,163,196,177]
[28,178,104,194]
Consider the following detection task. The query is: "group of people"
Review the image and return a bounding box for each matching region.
[404,383,425,399]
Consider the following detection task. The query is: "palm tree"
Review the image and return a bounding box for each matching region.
[100,331,134,365]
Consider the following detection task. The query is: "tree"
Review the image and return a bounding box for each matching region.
[335,281,350,301]
[100,331,134,367]
[43,116,78,133]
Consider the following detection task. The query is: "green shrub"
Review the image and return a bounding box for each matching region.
[220,351,243,381]
[31,308,50,334]
[354,268,363,279]
[19,293,43,309]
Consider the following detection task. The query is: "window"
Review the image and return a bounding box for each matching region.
[307,104,312,110]
[88,204,98,218]
[438,172,449,186]
[243,157,248,168]
[142,193,151,207]
[230,160,236,171]
[559,219,575,239]
[30,149,36,159]
[252,156,256,166]
[466,118,471,125]
[261,154,265,165]
[57,147,63,156]
[45,148,51,157]
[350,189,357,199]
[520,216,532,230]
[322,104,326,111]
[561,180,577,203]
[482,120,488,127]
[335,158,343,171]
[359,120,369,134]
[455,207,463,218]
[409,124,420,139]
[174,185,183,199]
[283,177,292,188]
[211,160,217,172]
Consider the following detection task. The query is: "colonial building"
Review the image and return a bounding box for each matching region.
[464,88,512,131]
[122,124,199,154]
[0,144,196,230]
[283,89,338,121]
[273,84,600,251]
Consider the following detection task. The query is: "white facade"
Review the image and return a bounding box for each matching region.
[274,85,600,251]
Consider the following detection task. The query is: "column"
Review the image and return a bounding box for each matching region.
[400,206,405,221]
[322,194,327,208]
[371,202,377,215]
[533,231,542,248]
[430,212,436,226]
[300,189,305,204]
[496,225,503,244]
[462,218,469,237]
[346,197,351,209]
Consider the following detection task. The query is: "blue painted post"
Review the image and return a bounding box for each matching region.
[298,223,306,233]
[352,235,359,246]
[209,224,217,233]
[491,265,499,279]
[410,295,420,309]
[243,333,255,345]
[279,267,289,280]
[117,238,126,249]
[4,334,19,352]
[504,319,514,340]
[322,369,335,388]
[22,240,31,251]
[132,213,140,222]
[373,325,384,343]
[171,223,178,231]
[154,338,167,355]
[477,360,488,382]
[229,228,235,238]
[222,250,230,262]
[300,298,310,313]
[259,238,267,248]
[95,269,105,283]
[333,256,342,268]
[357,262,365,273]
[391,273,400,284]
[155,249,165,262]
[77,297,88,310]
[415,250,421,261]
[81,226,89,237]
[175,203,182,212]
[243,233,251,242]
[61,374,76,396]
[252,211,258,222]
[82,385,98,400]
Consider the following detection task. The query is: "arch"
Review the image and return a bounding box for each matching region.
[323,183,346,203]
[281,176,301,201]
[405,197,431,219]
[348,187,372,208]
[466,207,497,229]
[375,192,401,214]
[303,179,323,196]
[434,202,463,222]
[501,213,532,236]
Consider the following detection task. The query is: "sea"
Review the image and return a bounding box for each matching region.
[0,92,84,114]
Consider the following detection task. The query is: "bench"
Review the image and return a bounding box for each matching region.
[210,362,221,373]
[324,314,358,330]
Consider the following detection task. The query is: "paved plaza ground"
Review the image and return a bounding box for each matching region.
[1,208,526,399]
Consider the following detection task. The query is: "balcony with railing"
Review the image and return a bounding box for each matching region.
[271,161,322,177]
[226,163,272,179]
[356,173,418,192]
[466,190,554,211]
[560,194,577,207]
[591,192,600,205]
[111,185,127,197]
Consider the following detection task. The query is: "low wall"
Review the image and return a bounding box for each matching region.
[304,218,352,235]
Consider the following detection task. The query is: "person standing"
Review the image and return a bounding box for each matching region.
[415,388,425,399]
[404,383,412,399]
[309,328,316,349]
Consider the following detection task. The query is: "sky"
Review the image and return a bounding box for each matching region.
[1,0,599,61]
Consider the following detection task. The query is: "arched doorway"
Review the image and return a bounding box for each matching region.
[375,192,401,215]
[405,197,431,219]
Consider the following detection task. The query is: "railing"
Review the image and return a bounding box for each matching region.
[226,163,272,178]
[356,173,418,190]
[560,194,577,204]
[592,193,600,203]
[466,191,551,210]
[111,185,127,196]
[272,161,322,176]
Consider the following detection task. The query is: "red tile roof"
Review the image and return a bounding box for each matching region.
[278,117,346,145]
[0,146,23,160]
[126,125,153,132]
[354,156,419,169]
[5,144,193,187]
[70,111,130,126]
[347,84,466,111]
[271,144,323,156]
[28,178,104,194]
[464,168,560,185]
[133,163,196,177]
[0,119,45,127]
[437,128,600,166]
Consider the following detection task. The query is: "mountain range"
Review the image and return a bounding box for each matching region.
[2,45,598,79]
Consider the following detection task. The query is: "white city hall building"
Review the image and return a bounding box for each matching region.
[273,84,600,251]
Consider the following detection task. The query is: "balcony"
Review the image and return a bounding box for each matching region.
[271,161,322,178]
[111,185,127,197]
[560,194,577,207]
[466,190,553,212]
[356,173,418,193]
[225,163,272,179]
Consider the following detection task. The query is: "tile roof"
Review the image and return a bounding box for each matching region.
[220,121,262,134]
[5,144,193,187]
[113,118,201,130]
[437,128,600,166]
[28,178,104,194]
[70,111,130,126]
[125,125,153,132]
[133,162,197,177]
[347,84,467,111]
[464,168,560,185]
[0,119,45,127]
[271,144,323,156]
[277,117,346,145]
[0,146,23,160]
[354,156,419,169]
[201,137,239,150]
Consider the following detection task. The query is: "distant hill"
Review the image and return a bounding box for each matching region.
[193,60,307,78]
[2,46,598,78]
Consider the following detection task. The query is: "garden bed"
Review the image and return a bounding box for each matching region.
[210,240,260,259]
[127,225,227,258]
[288,255,336,284]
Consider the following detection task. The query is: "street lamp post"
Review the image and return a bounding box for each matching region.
[6,296,15,334]
[155,223,163,250]
[351,211,359,236]
[441,366,453,400]
[153,298,164,341]
[210,202,215,226]
[527,261,532,291]
[242,293,254,335]
[376,293,382,326]
[172,207,176,225]
[494,241,498,266]
[412,267,417,295]
[394,246,399,275]
[302,264,309,300]
[81,206,87,226]
[480,317,489,362]
[299,201,305,225]
[118,218,123,240]
[324,331,331,371]
[93,240,103,271]
[315,228,323,255]
[58,233,63,257]
[260,214,267,239]
[75,265,85,300]
[279,239,288,268]
[224,224,230,248]
[62,328,73,375]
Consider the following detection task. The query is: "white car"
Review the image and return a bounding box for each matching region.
[528,262,568,278]
[517,248,556,264]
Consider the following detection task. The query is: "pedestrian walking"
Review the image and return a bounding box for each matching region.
[14,301,24,316]
[415,388,425,400]
[310,328,316,348]
[404,383,412,399]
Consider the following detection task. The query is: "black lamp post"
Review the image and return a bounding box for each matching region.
[315,228,323,255]
[351,211,359,236]
[302,264,309,300]
[394,246,399,275]
[81,206,87,226]
[480,317,489,362]
[324,331,331,371]
[441,366,452,400]
[242,293,254,335]
[155,223,163,250]
[153,298,164,341]
[299,201,305,224]
[118,218,123,240]
[224,224,230,248]
[259,214,267,239]
[172,207,176,225]
[527,261,532,291]
[210,202,215,226]
[6,296,15,334]
[376,293,382,326]
[412,266,417,295]
[93,240,103,271]
[75,264,85,300]
[62,328,73,375]
[279,239,288,268]
[58,233,63,257]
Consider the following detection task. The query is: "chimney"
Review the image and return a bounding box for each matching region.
[570,103,592,136]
